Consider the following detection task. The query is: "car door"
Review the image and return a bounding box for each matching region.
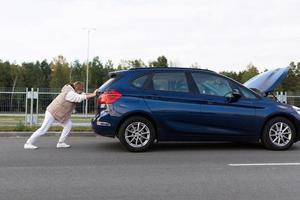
[143,71,205,140]
[191,72,258,138]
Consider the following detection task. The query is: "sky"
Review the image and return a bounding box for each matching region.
[0,0,300,72]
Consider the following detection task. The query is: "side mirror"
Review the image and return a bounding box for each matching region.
[227,89,242,103]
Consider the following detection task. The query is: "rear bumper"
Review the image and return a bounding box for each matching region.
[91,111,118,138]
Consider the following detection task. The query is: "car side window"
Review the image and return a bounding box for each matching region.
[191,73,233,97]
[152,72,189,93]
[132,75,148,88]
[237,85,257,99]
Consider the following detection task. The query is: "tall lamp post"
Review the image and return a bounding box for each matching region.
[83,27,96,116]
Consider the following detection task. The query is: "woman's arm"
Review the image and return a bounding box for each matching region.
[65,89,97,103]
[85,89,98,99]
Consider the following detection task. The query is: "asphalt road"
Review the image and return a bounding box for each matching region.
[1,136,300,200]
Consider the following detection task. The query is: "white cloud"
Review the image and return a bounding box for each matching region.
[0,0,299,72]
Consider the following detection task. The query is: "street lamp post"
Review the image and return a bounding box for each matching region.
[83,27,96,116]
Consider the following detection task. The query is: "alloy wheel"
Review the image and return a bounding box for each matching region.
[125,122,151,148]
[269,122,292,147]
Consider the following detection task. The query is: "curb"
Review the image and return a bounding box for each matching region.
[0,132,95,137]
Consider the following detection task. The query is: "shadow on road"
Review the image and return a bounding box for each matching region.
[152,142,264,152]
[90,139,299,152]
[30,136,298,153]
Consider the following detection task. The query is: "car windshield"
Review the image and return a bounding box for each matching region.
[249,88,264,96]
[249,87,279,101]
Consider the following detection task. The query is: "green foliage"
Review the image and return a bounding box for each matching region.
[240,63,259,83]
[220,71,242,82]
[0,60,12,87]
[40,60,51,88]
[70,60,84,83]
[280,62,300,92]
[14,121,32,131]
[220,63,259,83]
[15,121,25,131]
[9,123,91,132]
[149,56,168,67]
[50,56,71,88]
[89,57,113,89]
[117,59,145,69]
[21,62,43,87]
[1,56,299,93]
[127,59,145,68]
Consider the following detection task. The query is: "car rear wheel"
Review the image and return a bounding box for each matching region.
[118,116,156,152]
[262,117,296,150]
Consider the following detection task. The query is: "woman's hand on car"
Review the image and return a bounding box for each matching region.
[86,89,98,99]
[93,89,98,96]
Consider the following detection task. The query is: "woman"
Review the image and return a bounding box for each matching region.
[24,81,97,149]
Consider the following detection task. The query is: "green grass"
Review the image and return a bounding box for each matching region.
[0,115,92,125]
[0,115,93,132]
[0,125,92,132]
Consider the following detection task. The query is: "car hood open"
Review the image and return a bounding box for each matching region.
[243,67,289,94]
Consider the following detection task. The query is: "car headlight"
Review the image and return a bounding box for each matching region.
[292,106,300,115]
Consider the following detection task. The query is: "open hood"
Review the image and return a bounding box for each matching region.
[243,67,289,94]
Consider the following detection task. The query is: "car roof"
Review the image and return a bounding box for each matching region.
[108,67,216,78]
[128,67,215,73]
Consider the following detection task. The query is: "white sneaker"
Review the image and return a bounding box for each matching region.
[24,143,38,150]
[56,142,71,148]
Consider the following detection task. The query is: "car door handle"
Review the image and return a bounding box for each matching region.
[144,94,161,100]
[205,99,215,104]
[205,99,222,105]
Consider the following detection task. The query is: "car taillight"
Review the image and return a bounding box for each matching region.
[97,91,122,105]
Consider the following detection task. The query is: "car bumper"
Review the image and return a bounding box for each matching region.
[91,111,118,138]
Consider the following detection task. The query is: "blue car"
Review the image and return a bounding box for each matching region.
[92,67,300,152]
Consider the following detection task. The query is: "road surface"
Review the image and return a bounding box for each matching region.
[1,136,300,200]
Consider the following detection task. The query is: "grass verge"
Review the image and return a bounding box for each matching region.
[0,124,92,132]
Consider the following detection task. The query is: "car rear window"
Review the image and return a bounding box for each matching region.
[99,78,116,91]
[132,75,148,88]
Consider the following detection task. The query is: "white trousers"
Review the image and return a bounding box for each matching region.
[26,111,72,145]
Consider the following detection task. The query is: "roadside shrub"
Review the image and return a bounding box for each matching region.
[15,121,25,131]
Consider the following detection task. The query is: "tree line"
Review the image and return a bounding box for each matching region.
[0,55,299,92]
[219,62,300,92]
[0,55,168,91]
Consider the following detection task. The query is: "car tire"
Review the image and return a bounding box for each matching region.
[262,117,296,150]
[118,116,156,152]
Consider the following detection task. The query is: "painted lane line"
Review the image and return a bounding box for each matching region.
[228,163,300,167]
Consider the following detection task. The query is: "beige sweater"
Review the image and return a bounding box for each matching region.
[46,85,86,123]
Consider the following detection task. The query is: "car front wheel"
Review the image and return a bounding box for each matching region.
[118,116,156,152]
[262,117,296,150]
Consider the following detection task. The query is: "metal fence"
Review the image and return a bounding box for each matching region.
[0,87,97,126]
[0,87,97,114]
[0,87,27,113]
[286,92,300,107]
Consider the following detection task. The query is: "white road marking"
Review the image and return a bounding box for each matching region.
[228,163,300,167]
